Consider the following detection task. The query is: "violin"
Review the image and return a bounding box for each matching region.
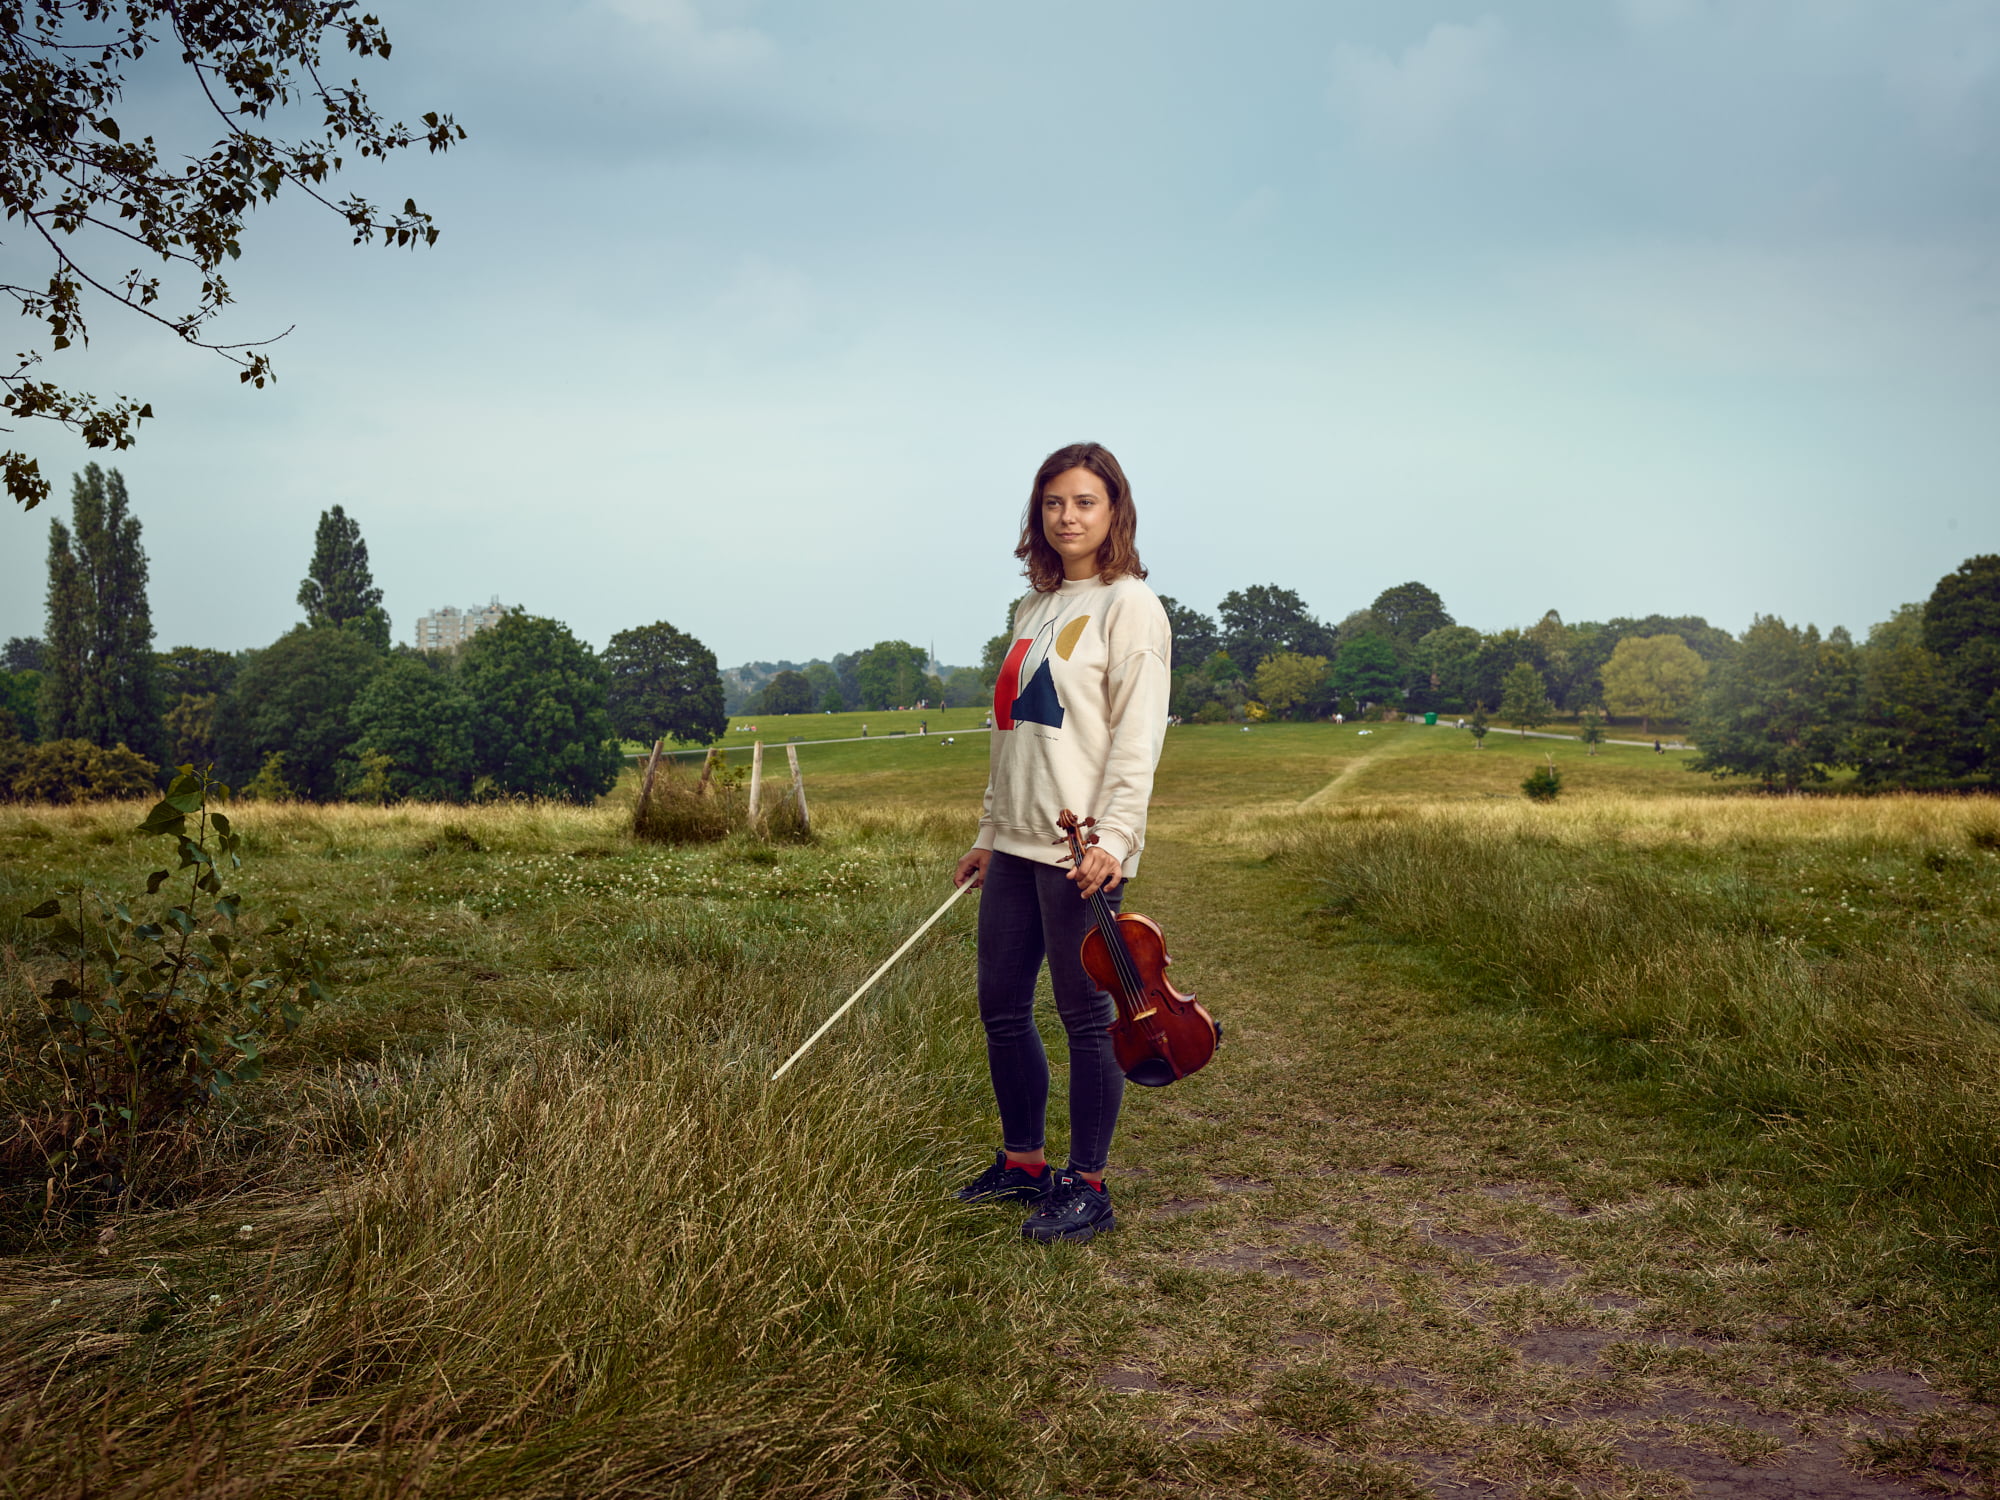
[1057,809,1221,1088]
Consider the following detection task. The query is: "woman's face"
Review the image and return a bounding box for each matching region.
[1041,466,1113,579]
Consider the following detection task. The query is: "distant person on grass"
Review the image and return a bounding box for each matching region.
[951,441,1172,1246]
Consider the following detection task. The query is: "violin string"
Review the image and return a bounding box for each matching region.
[1073,826,1143,1002]
[1090,886,1142,1000]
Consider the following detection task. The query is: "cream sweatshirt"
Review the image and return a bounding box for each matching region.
[973,572,1172,875]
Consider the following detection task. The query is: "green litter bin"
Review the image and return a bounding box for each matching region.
[1424,712,1438,725]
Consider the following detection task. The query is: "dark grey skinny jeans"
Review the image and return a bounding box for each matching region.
[976,850,1125,1175]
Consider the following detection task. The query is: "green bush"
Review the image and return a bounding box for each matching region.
[10,738,159,802]
[11,769,325,1222]
[1522,760,1562,802]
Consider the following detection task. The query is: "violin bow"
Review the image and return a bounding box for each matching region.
[769,877,976,1081]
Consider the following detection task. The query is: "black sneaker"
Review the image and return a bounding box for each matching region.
[952,1151,1054,1204]
[1020,1171,1116,1244]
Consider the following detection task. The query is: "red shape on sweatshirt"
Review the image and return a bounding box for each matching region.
[993,638,1031,731]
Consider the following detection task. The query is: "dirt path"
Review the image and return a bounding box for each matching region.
[1068,819,1990,1499]
[1295,731,1423,808]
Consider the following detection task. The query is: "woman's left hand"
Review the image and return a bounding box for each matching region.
[1069,845,1123,900]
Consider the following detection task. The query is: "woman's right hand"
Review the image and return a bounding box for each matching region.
[954,848,991,889]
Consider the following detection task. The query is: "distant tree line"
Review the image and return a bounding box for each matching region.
[1130,564,2000,792]
[732,642,971,716]
[1133,580,1741,730]
[7,469,1993,802]
[1,469,728,804]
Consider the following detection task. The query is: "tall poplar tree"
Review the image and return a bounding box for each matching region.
[298,505,391,649]
[39,465,160,757]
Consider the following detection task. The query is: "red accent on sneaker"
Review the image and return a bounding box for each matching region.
[1020,1162,1047,1178]
[1084,1178,1106,1192]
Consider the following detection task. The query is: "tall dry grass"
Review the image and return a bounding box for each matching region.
[1270,795,2000,1265]
[0,796,1083,1496]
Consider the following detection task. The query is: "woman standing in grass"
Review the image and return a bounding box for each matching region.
[951,442,1172,1245]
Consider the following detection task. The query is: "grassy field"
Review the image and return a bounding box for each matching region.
[2,724,1997,1496]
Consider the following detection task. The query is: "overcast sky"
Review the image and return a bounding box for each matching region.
[4,0,1995,666]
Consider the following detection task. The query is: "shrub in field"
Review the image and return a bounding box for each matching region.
[1521,758,1562,802]
[634,763,743,844]
[9,769,325,1227]
[9,737,158,802]
[758,779,813,843]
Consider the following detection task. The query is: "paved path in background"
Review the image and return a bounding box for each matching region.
[1415,725,1693,750]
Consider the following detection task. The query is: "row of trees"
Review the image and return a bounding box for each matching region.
[1689,558,2000,790]
[1112,561,2000,792]
[735,642,959,717]
[1132,581,1737,726]
[2,471,730,803]
[8,468,1991,802]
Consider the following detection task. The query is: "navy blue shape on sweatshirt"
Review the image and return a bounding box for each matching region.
[1010,655,1065,730]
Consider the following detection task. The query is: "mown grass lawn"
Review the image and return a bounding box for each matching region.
[2,726,1995,1497]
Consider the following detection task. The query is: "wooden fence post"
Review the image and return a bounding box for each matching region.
[632,738,664,830]
[748,741,764,826]
[787,742,810,836]
[697,747,718,795]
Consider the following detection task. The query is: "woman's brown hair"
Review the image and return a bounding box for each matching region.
[1015,441,1147,593]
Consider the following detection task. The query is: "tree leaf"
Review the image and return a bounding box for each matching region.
[22,899,62,920]
[136,801,187,837]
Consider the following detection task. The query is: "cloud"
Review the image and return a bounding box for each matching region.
[598,0,772,70]
[1329,16,1506,150]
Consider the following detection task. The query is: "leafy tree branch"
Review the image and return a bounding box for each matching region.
[1,0,465,509]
